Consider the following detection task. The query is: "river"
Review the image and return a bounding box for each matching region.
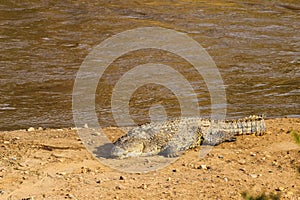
[1,0,299,130]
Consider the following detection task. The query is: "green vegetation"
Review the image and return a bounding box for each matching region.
[241,191,280,200]
[291,130,300,146]
[291,130,300,174]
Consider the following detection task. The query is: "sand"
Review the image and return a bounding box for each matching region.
[0,118,299,199]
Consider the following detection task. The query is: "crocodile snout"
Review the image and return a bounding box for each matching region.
[110,143,144,159]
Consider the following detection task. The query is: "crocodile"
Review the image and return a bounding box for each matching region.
[111,115,266,158]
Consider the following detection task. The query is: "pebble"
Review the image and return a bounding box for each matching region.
[57,172,67,176]
[249,174,258,178]
[27,127,35,132]
[0,190,4,194]
[250,152,256,156]
[235,150,241,154]
[166,177,171,181]
[224,177,228,182]
[139,184,147,189]
[199,165,207,170]
[272,161,278,166]
[275,187,285,191]
[96,180,101,184]
[81,167,91,173]
[91,132,101,136]
[238,159,246,164]
[218,155,224,159]
[115,185,121,190]
[65,193,75,199]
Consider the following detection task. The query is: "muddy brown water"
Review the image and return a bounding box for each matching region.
[0,0,299,131]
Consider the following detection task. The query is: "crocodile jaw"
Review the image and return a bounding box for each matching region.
[111,143,144,159]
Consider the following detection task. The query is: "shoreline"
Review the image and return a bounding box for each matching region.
[1,116,299,133]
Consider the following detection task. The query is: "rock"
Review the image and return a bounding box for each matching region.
[238,159,246,164]
[218,155,224,159]
[27,127,35,132]
[21,197,34,200]
[84,124,89,128]
[66,193,75,199]
[57,172,67,176]
[199,165,207,170]
[119,176,125,180]
[3,141,9,144]
[224,177,228,182]
[0,190,4,194]
[92,132,101,136]
[81,167,91,173]
[37,127,43,131]
[166,177,171,181]
[138,184,147,189]
[249,174,258,178]
[250,152,256,156]
[96,180,101,184]
[115,185,121,190]
[172,169,177,172]
[275,187,285,191]
[272,161,278,166]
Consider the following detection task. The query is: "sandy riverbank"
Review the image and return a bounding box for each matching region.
[0,118,299,199]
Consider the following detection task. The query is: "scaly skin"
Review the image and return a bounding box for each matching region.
[111,115,266,158]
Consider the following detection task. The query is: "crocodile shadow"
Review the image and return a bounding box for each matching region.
[93,143,115,159]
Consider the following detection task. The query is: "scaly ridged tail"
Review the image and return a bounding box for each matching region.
[199,115,266,146]
[200,115,266,136]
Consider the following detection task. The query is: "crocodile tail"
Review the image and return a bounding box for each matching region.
[224,115,266,136]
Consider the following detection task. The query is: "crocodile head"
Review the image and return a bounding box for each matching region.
[110,137,145,159]
[110,126,149,158]
[110,126,162,159]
